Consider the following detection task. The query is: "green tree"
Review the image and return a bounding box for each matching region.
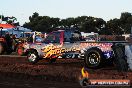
[120,12,131,23]
[120,12,132,34]
[107,18,121,35]
[24,12,132,35]
[50,17,60,28]
[29,12,39,22]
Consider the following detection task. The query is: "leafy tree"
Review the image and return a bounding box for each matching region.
[0,15,19,26]
[120,12,131,23]
[29,12,39,22]
[120,12,132,34]
[24,12,132,35]
[50,17,60,28]
[107,19,119,34]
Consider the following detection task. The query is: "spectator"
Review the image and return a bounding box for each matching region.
[5,32,12,50]
[28,35,33,43]
[12,34,17,51]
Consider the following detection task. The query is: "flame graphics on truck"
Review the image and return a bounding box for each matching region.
[42,44,80,59]
[42,44,63,58]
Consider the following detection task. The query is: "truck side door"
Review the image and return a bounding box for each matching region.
[63,30,80,50]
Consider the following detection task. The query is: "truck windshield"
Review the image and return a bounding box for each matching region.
[43,32,60,43]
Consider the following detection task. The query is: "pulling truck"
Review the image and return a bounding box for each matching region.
[22,29,127,68]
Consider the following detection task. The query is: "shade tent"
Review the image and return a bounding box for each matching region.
[0,24,32,38]
[0,24,16,29]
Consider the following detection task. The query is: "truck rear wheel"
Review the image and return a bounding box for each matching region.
[27,50,39,64]
[84,48,104,69]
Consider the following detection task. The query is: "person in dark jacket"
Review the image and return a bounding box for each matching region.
[5,32,12,50]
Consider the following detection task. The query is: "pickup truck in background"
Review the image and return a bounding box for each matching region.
[22,28,127,68]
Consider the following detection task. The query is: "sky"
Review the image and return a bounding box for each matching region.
[0,0,132,25]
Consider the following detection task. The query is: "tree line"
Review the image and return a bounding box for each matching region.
[0,15,19,26]
[1,12,132,35]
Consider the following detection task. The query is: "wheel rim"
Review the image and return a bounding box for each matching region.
[28,53,37,62]
[88,53,100,65]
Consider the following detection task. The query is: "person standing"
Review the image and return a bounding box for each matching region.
[125,36,132,71]
[5,32,13,51]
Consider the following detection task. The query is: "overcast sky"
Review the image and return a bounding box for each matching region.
[0,0,132,25]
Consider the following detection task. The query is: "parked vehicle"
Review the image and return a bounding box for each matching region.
[0,24,32,55]
[0,27,16,54]
[21,28,127,68]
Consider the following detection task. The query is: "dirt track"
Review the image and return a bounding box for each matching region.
[0,55,84,88]
[0,55,131,88]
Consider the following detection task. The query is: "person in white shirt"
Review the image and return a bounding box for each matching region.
[125,36,132,70]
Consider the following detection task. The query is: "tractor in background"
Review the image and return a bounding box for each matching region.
[0,27,13,54]
[0,24,18,54]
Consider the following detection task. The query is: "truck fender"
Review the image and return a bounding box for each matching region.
[81,46,101,53]
[84,46,100,53]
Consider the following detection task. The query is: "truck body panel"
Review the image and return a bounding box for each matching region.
[24,30,121,60]
[23,29,128,68]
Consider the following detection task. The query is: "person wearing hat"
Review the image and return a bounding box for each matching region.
[4,32,13,53]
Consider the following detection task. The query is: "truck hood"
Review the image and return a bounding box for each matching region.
[23,43,51,50]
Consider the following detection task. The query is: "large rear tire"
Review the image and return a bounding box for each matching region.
[27,50,39,64]
[112,44,128,72]
[84,48,104,69]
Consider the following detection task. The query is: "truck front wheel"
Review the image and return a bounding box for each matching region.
[27,50,39,64]
[84,48,104,69]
